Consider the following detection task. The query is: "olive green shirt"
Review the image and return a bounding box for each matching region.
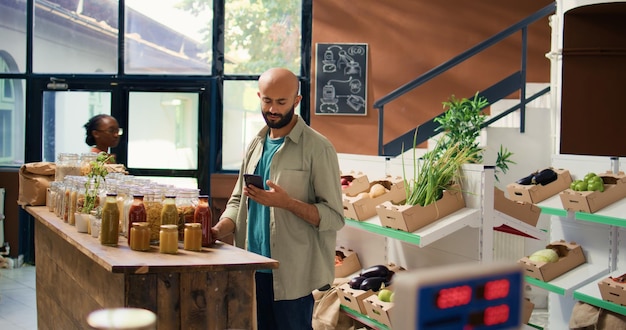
[220,116,345,300]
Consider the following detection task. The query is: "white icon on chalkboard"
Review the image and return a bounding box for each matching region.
[347,95,365,111]
[337,50,361,77]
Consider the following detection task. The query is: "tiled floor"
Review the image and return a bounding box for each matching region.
[0,264,37,330]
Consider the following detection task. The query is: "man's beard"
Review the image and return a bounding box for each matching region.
[263,105,295,129]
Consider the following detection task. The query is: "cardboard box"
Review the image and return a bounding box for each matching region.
[362,293,394,328]
[518,240,586,282]
[336,282,375,314]
[337,263,404,314]
[335,247,361,278]
[507,168,572,204]
[343,176,406,221]
[376,185,465,232]
[522,297,535,324]
[598,274,626,306]
[494,187,541,227]
[341,171,370,197]
[559,171,626,213]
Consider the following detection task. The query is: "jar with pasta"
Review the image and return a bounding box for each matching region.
[55,153,80,182]
[175,188,198,241]
[79,152,98,176]
[143,189,163,243]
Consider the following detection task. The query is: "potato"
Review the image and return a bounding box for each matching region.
[356,192,370,200]
[369,183,388,198]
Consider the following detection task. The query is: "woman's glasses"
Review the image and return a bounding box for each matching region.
[96,128,124,136]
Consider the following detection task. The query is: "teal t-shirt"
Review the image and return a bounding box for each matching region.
[247,134,284,265]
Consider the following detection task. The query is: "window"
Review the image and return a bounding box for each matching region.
[0,53,25,166]
[127,92,199,170]
[41,91,112,162]
[221,0,303,170]
[124,0,213,74]
[33,1,119,74]
[224,0,302,75]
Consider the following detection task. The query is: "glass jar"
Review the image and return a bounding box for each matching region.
[47,181,60,213]
[159,225,178,254]
[61,176,76,222]
[101,193,120,246]
[68,177,83,225]
[143,190,163,243]
[129,222,151,252]
[114,184,128,237]
[127,194,147,247]
[194,195,213,247]
[79,152,98,176]
[54,181,65,218]
[55,153,81,182]
[183,223,202,251]
[176,189,198,241]
[160,195,178,226]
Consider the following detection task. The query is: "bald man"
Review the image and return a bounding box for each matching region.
[212,68,345,329]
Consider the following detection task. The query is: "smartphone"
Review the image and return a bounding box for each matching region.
[243,174,264,189]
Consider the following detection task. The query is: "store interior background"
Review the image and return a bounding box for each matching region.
[2,0,625,326]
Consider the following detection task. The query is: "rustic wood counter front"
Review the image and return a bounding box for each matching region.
[26,206,278,330]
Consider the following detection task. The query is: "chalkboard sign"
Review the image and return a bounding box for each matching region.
[314,43,368,115]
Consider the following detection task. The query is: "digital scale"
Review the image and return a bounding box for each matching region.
[391,262,524,330]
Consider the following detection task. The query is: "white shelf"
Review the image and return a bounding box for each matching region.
[527,263,609,297]
[535,194,567,215]
[347,208,480,248]
[573,268,626,316]
[493,210,548,240]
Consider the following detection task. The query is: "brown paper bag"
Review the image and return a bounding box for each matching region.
[18,162,56,207]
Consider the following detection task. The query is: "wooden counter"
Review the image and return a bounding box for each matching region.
[26,206,278,330]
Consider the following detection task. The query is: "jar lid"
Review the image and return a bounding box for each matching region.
[132,222,149,227]
[160,224,178,230]
[87,308,156,330]
[185,223,201,228]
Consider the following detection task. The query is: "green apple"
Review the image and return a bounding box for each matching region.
[378,289,393,302]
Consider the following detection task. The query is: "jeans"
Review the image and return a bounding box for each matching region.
[255,271,314,330]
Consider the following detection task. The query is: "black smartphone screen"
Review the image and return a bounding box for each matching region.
[244,174,264,189]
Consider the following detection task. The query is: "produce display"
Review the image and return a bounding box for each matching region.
[515,168,558,186]
[569,172,605,192]
[348,265,395,292]
[340,176,353,189]
[528,248,559,263]
[377,288,394,302]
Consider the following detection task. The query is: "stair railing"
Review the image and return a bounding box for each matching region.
[374,2,556,157]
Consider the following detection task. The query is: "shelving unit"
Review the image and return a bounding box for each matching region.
[521,154,626,329]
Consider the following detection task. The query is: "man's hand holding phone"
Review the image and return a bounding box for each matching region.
[244,174,264,189]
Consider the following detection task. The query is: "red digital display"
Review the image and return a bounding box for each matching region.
[436,285,472,309]
[483,304,510,326]
[483,279,510,300]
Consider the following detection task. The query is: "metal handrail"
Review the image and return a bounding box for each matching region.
[374,2,556,156]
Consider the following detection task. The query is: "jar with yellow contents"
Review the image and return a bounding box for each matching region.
[129,222,151,252]
[159,225,178,254]
[183,223,202,251]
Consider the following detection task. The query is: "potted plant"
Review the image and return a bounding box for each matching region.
[375,93,515,232]
[76,152,112,233]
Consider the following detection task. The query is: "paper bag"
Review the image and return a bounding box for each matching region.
[18,162,55,207]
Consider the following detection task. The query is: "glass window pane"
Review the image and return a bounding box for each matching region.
[125,0,213,74]
[221,80,300,171]
[0,78,26,166]
[128,92,198,170]
[42,91,112,162]
[0,1,27,73]
[225,0,302,75]
[33,1,119,74]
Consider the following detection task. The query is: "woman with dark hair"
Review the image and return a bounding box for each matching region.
[84,114,122,163]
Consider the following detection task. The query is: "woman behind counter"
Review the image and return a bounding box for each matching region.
[84,114,122,163]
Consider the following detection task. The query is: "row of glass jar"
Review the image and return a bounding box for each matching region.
[47,172,213,250]
[55,152,100,182]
